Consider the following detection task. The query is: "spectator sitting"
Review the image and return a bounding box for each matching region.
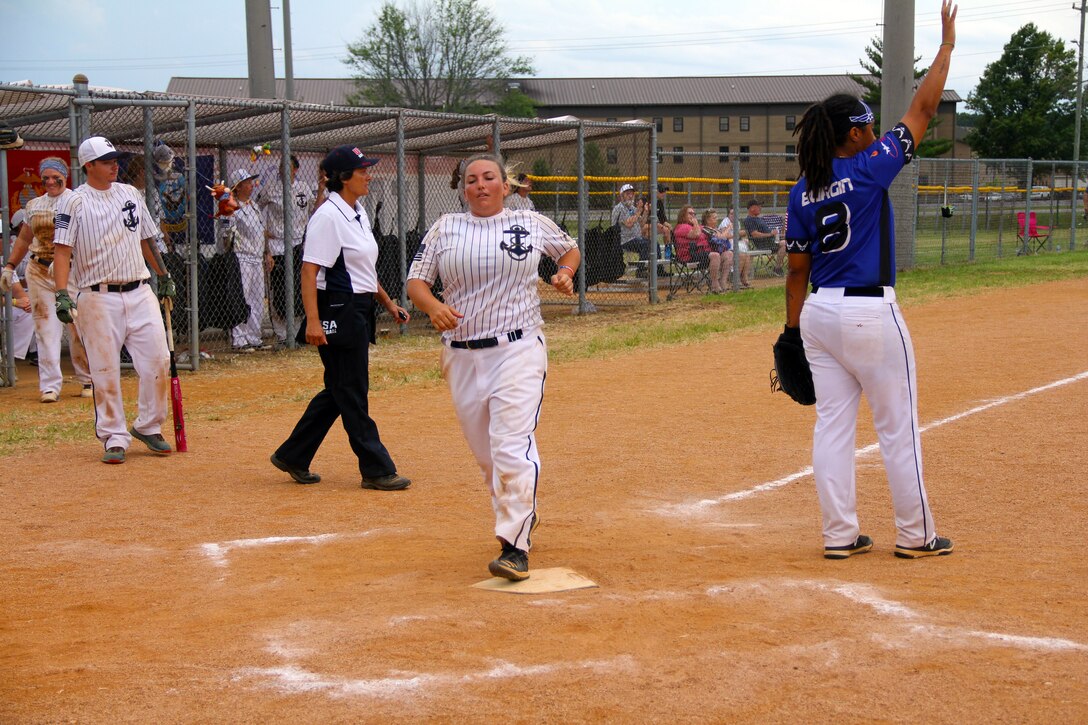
[611,183,651,260]
[653,183,672,238]
[742,198,786,275]
[719,209,752,289]
[505,173,535,211]
[672,204,712,267]
[701,209,735,294]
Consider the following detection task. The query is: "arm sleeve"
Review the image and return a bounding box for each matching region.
[138,196,158,241]
[784,190,814,254]
[610,204,622,227]
[868,123,915,189]
[407,217,442,284]
[52,194,79,247]
[534,212,578,261]
[300,211,340,267]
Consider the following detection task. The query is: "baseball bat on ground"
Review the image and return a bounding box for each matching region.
[162,297,188,452]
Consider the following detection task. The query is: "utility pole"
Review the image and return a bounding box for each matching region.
[882,0,916,268]
[1072,0,1086,250]
[245,0,276,99]
[283,0,295,101]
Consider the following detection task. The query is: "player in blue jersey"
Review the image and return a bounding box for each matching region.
[783,1,957,561]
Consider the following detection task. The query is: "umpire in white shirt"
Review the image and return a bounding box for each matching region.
[271,145,412,491]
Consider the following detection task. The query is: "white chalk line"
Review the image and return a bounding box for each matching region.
[199,529,391,568]
[708,579,1088,654]
[657,370,1088,516]
[234,655,636,699]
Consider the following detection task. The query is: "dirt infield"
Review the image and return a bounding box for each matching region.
[2,280,1086,723]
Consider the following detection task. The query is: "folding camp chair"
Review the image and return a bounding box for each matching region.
[1016,211,1050,254]
[666,240,710,299]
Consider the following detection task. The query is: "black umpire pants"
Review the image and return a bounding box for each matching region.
[274,294,397,479]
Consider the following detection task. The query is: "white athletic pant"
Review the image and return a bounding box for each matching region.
[800,287,937,549]
[25,261,91,394]
[232,253,266,348]
[75,283,170,451]
[11,306,36,359]
[441,329,546,552]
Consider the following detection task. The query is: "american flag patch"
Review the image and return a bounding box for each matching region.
[411,243,426,262]
[54,213,71,230]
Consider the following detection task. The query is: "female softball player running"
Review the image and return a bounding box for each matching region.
[783,2,957,560]
[407,154,581,581]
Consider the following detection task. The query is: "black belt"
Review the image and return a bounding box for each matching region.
[30,254,51,267]
[89,279,147,293]
[811,285,887,297]
[450,329,523,350]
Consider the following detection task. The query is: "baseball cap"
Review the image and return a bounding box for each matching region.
[78,136,124,166]
[229,168,260,189]
[657,183,669,193]
[321,145,379,175]
[11,209,26,228]
[619,183,635,194]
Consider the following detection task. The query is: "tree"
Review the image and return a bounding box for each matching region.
[849,37,951,158]
[344,0,533,113]
[966,24,1078,160]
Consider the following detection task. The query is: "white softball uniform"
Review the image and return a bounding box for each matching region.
[54,182,170,452]
[787,123,939,550]
[23,190,91,394]
[409,209,576,552]
[260,178,315,341]
[221,199,266,348]
[4,270,36,359]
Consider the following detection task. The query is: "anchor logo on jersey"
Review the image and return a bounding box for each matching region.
[121,200,139,231]
[500,224,533,261]
[295,191,308,209]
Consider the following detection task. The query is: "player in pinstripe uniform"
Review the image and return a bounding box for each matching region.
[407,154,581,581]
[1,157,93,402]
[220,168,268,352]
[52,136,177,464]
[784,2,956,559]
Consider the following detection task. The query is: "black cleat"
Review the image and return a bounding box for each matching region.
[270,453,320,484]
[361,473,411,491]
[895,536,954,559]
[488,543,529,581]
[824,534,874,560]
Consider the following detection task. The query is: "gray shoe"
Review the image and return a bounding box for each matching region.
[130,428,172,454]
[361,473,411,491]
[102,447,126,464]
[894,536,954,559]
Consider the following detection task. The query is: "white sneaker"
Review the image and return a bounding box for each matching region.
[40,391,59,403]
[80,384,93,398]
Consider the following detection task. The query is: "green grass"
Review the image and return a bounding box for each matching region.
[2,250,1085,456]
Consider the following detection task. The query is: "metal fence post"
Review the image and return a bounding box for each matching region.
[648,126,659,303]
[142,109,155,212]
[731,155,741,290]
[575,122,592,314]
[998,159,1007,257]
[186,100,200,370]
[969,158,979,261]
[396,110,408,325]
[417,153,426,234]
[280,104,297,347]
[1073,159,1080,252]
[1,149,12,386]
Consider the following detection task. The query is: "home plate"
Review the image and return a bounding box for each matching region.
[472,567,598,594]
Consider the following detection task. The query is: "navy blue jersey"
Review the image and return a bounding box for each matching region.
[785,124,914,288]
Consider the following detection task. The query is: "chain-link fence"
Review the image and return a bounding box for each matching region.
[3,80,1085,387]
[1,82,655,383]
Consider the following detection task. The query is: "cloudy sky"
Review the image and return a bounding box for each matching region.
[2,0,1080,105]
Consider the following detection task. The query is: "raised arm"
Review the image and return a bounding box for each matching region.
[901,1,957,145]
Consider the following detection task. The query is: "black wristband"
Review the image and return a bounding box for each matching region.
[783,324,801,339]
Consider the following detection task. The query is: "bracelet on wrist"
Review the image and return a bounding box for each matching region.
[941,42,954,49]
[558,264,575,276]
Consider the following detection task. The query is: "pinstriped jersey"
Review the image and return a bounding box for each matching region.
[54,182,158,289]
[408,208,577,342]
[219,198,264,258]
[25,189,73,259]
[258,178,315,253]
